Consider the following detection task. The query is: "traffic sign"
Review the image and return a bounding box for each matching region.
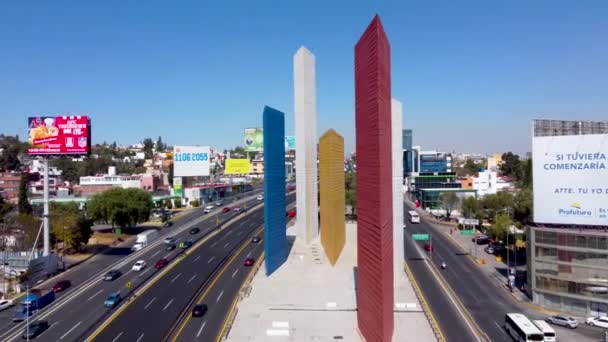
[461,230,475,236]
[412,234,429,241]
[126,281,132,289]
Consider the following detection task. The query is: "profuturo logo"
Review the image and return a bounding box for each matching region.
[558,202,592,217]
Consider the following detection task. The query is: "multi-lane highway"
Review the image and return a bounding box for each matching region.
[87,194,295,342]
[0,190,264,342]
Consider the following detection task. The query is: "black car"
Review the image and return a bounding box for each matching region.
[163,221,173,227]
[180,240,193,249]
[166,243,176,251]
[189,227,200,234]
[251,236,261,243]
[192,304,208,317]
[103,269,122,281]
[22,320,49,339]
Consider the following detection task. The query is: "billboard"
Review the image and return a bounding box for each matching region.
[173,146,210,177]
[285,135,296,150]
[533,133,608,225]
[244,128,263,152]
[28,116,90,155]
[173,177,183,196]
[225,159,251,174]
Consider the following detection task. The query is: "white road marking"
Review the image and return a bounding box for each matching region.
[224,242,230,249]
[162,298,174,311]
[111,331,123,342]
[193,255,201,263]
[211,241,218,247]
[216,290,224,302]
[207,256,215,264]
[494,321,507,335]
[237,231,242,236]
[136,333,145,342]
[86,289,104,302]
[188,274,197,284]
[144,297,157,310]
[60,321,82,339]
[151,250,161,258]
[196,321,207,338]
[163,254,172,259]
[171,273,182,283]
[37,321,58,337]
[246,252,251,258]
[232,269,239,278]
[138,268,150,277]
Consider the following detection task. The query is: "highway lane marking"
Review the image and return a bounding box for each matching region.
[246,252,251,258]
[237,231,242,236]
[232,269,239,278]
[144,297,157,310]
[86,289,104,302]
[211,241,219,247]
[207,256,216,264]
[196,321,207,338]
[151,250,161,258]
[171,273,182,283]
[216,290,224,302]
[493,321,507,336]
[188,275,197,284]
[193,255,201,263]
[60,321,82,339]
[138,268,151,277]
[111,331,123,342]
[37,321,59,338]
[136,333,145,342]
[163,298,175,311]
[224,242,230,249]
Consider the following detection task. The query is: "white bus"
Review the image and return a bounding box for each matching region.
[532,320,556,342]
[504,313,544,342]
[408,211,420,224]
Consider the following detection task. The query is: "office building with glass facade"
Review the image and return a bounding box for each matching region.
[528,226,608,317]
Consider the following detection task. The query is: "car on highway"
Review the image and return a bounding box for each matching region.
[192,304,208,317]
[155,258,169,269]
[52,280,71,292]
[257,194,264,200]
[180,240,193,249]
[203,205,214,214]
[190,227,200,234]
[547,315,578,329]
[21,320,49,339]
[103,269,122,281]
[288,210,296,218]
[132,260,146,271]
[163,221,173,227]
[484,246,495,254]
[0,299,14,311]
[164,236,176,244]
[586,316,608,328]
[216,200,224,206]
[251,236,261,243]
[166,243,177,251]
[104,292,122,308]
[244,257,254,267]
[222,207,231,213]
[424,243,433,252]
[233,207,241,213]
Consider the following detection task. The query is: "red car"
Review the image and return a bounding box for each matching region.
[52,280,71,292]
[288,210,296,218]
[244,258,254,267]
[222,207,231,213]
[154,258,169,269]
[424,243,433,252]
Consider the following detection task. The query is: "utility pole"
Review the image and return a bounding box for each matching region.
[42,158,50,256]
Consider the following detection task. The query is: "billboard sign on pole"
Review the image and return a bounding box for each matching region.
[173,146,210,177]
[225,159,251,174]
[27,116,91,155]
[285,136,296,150]
[173,177,183,196]
[533,133,608,225]
[244,128,263,152]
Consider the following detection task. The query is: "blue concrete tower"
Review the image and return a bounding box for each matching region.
[263,106,287,275]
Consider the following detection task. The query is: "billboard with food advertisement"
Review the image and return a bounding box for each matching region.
[28,116,90,155]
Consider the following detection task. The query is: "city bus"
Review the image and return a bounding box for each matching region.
[408,210,420,224]
[504,313,544,341]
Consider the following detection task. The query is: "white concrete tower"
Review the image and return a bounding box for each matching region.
[392,98,405,289]
[294,46,319,244]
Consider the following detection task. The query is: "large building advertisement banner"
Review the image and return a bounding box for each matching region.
[28,116,90,155]
[533,134,608,225]
[173,146,210,177]
[225,159,251,174]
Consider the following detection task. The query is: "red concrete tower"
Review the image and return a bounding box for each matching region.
[355,15,393,342]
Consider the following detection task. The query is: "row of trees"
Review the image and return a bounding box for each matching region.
[499,152,532,188]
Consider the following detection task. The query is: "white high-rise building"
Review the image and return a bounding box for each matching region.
[294,46,319,244]
[392,99,405,287]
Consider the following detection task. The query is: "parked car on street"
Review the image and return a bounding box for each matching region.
[586,316,608,328]
[547,315,578,329]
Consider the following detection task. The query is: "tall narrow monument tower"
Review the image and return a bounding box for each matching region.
[355,15,394,342]
[392,99,405,291]
[294,47,319,244]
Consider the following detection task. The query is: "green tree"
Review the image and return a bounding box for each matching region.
[86,188,153,230]
[156,136,164,152]
[462,159,482,176]
[190,199,200,208]
[514,188,533,225]
[229,146,247,157]
[499,152,522,180]
[17,174,32,215]
[518,158,532,188]
[9,213,41,250]
[164,199,173,209]
[0,195,13,223]
[480,192,514,220]
[168,163,174,186]
[345,189,356,216]
[0,135,26,171]
[142,138,155,159]
[461,196,481,219]
[489,213,512,242]
[174,198,182,208]
[439,192,460,219]
[50,202,93,252]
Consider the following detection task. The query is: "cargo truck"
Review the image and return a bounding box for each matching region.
[13,289,55,322]
[131,229,159,252]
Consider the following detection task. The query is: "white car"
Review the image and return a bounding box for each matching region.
[0,299,14,311]
[586,316,608,328]
[203,205,214,214]
[547,315,578,328]
[256,195,264,201]
[132,260,146,271]
[164,236,176,244]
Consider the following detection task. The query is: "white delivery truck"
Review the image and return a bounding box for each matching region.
[131,230,159,252]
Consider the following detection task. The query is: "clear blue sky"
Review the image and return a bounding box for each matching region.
[1,1,607,155]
